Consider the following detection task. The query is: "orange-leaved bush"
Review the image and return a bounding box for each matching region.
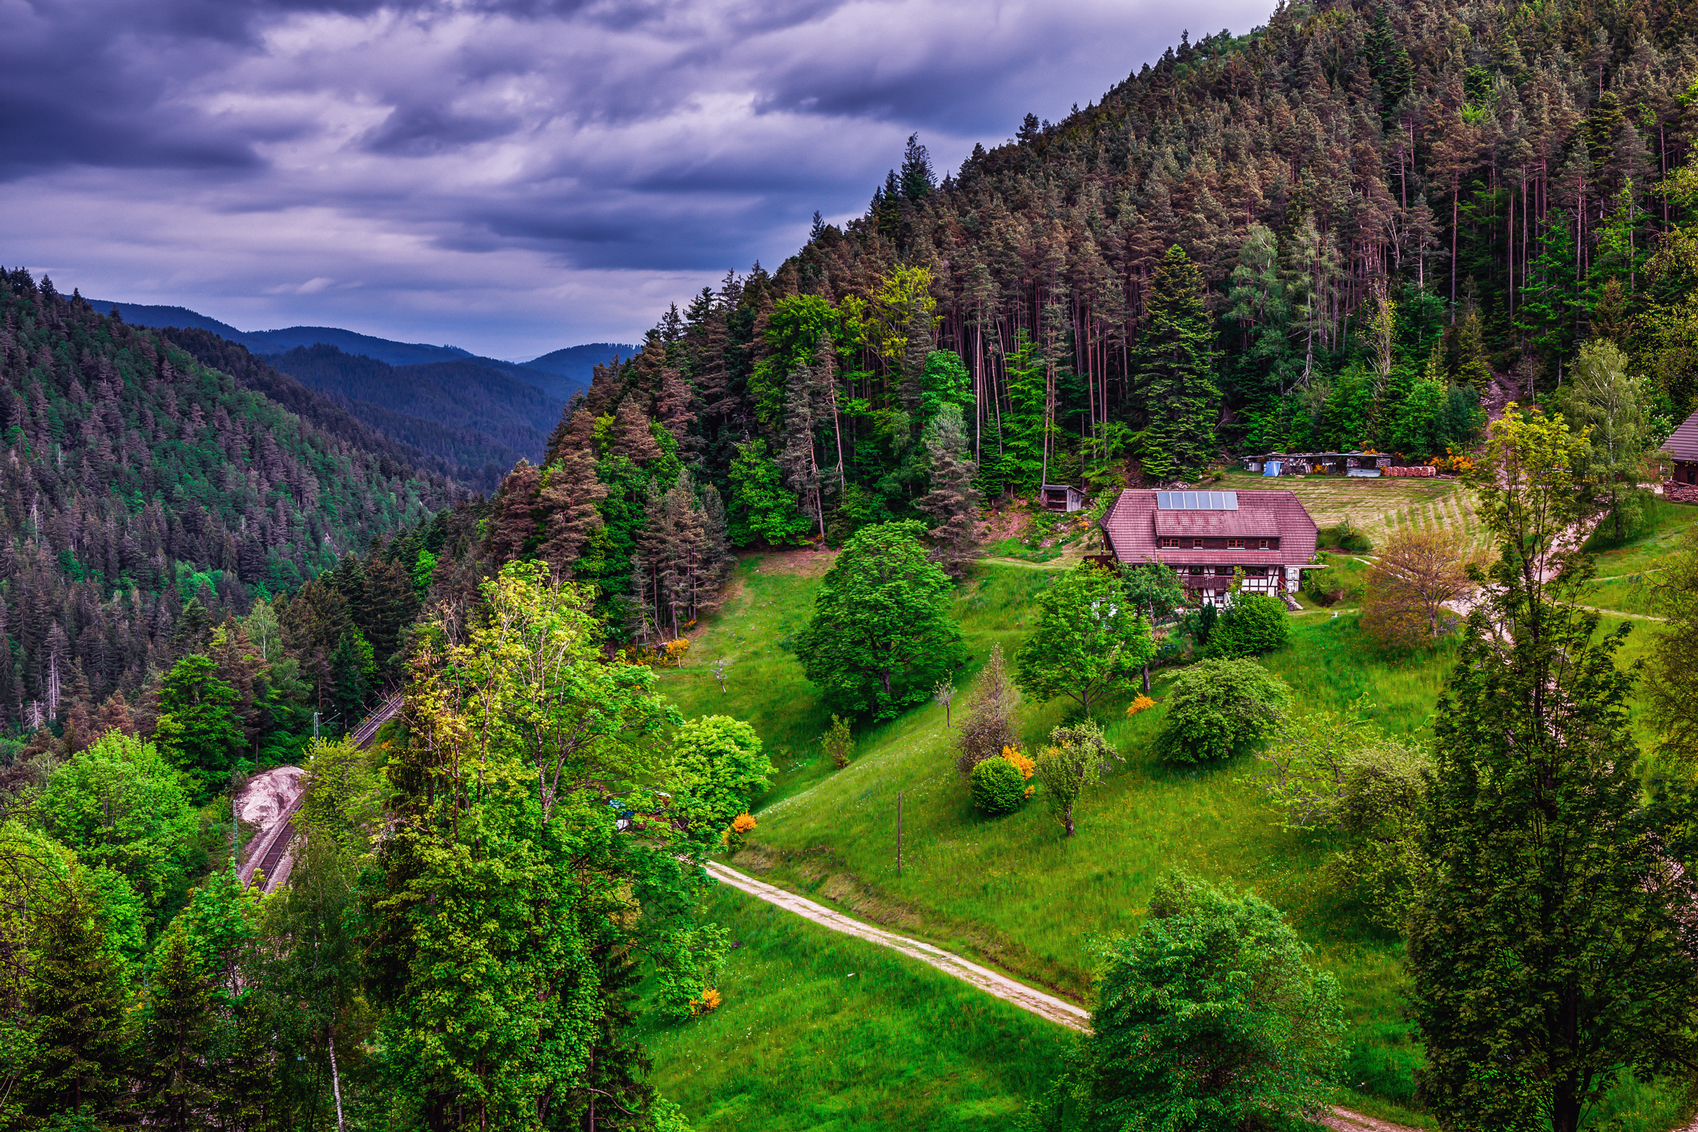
[1003,746,1036,781]
[1126,694,1157,716]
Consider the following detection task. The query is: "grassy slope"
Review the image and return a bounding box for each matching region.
[651,494,1698,1131]
[638,886,1074,1131]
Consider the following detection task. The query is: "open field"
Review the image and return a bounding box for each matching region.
[1217,469,1489,551]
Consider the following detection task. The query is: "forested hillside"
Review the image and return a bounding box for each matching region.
[265,344,563,488]
[0,270,459,735]
[471,0,1698,641]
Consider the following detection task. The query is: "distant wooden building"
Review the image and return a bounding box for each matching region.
[1098,489,1321,603]
[1039,483,1086,513]
[1669,409,1698,485]
[1241,451,1395,477]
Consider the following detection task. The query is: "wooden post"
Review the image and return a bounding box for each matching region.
[896,791,903,876]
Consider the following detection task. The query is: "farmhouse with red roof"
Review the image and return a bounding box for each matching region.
[1098,489,1320,603]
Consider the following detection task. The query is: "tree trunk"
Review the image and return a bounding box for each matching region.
[1064,803,1076,837]
[329,1022,347,1132]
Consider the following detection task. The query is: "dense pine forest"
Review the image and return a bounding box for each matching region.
[0,270,461,745]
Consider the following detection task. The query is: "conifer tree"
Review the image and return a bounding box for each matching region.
[916,404,981,578]
[1130,246,1219,480]
[22,875,129,1120]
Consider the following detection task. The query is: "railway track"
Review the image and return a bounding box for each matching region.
[240,692,404,893]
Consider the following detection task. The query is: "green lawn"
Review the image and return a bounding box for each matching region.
[1582,497,1698,618]
[653,552,1693,1131]
[638,885,1073,1131]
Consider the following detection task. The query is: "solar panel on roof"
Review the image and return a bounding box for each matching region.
[1155,491,1238,510]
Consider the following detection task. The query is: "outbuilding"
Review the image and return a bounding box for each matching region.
[1669,408,1698,485]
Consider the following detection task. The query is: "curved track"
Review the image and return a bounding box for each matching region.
[240,692,403,893]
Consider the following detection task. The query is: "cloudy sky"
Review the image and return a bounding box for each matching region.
[1,0,1272,360]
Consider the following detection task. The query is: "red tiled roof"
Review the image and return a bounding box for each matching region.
[1153,511,1282,537]
[1670,409,1698,463]
[1100,489,1319,565]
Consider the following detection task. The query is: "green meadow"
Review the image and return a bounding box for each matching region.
[649,488,1698,1131]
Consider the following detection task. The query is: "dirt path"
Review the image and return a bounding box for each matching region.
[705,861,1089,1030]
[707,861,1415,1132]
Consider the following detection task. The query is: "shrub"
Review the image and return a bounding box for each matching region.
[955,645,1016,775]
[1125,694,1156,716]
[820,715,853,769]
[1001,745,1035,781]
[1156,658,1290,764]
[1070,871,1344,1127]
[1318,519,1373,552]
[1206,592,1290,657]
[969,757,1026,815]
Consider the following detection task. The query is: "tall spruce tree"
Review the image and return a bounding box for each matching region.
[1408,408,1698,1132]
[915,404,982,578]
[1130,246,1220,480]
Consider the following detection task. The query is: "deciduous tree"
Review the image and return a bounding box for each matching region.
[794,520,964,718]
[1016,564,1154,716]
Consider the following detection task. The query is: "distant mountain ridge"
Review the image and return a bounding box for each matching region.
[523,342,638,399]
[88,299,631,400]
[88,301,474,367]
[265,344,562,489]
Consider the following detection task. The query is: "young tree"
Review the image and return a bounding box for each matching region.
[794,520,965,718]
[1120,563,1185,693]
[1015,564,1154,716]
[1409,409,1698,1132]
[1560,339,1651,539]
[1073,872,1343,1129]
[955,644,1016,775]
[819,714,853,769]
[1033,719,1116,836]
[1155,658,1290,764]
[1362,528,1478,649]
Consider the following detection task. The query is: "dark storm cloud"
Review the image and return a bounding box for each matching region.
[0,0,1273,356]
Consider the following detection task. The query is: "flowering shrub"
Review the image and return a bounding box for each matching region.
[1126,694,1157,717]
[1002,745,1036,780]
[722,811,758,852]
[689,988,723,1015]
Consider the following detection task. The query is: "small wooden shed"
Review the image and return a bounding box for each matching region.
[1040,483,1086,513]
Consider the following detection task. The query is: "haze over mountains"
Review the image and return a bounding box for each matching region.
[83,297,635,487]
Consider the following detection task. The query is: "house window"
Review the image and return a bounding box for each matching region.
[1160,537,1180,548]
[1192,538,1204,549]
[1188,566,1203,575]
[1259,539,1270,550]
[1227,538,1244,549]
